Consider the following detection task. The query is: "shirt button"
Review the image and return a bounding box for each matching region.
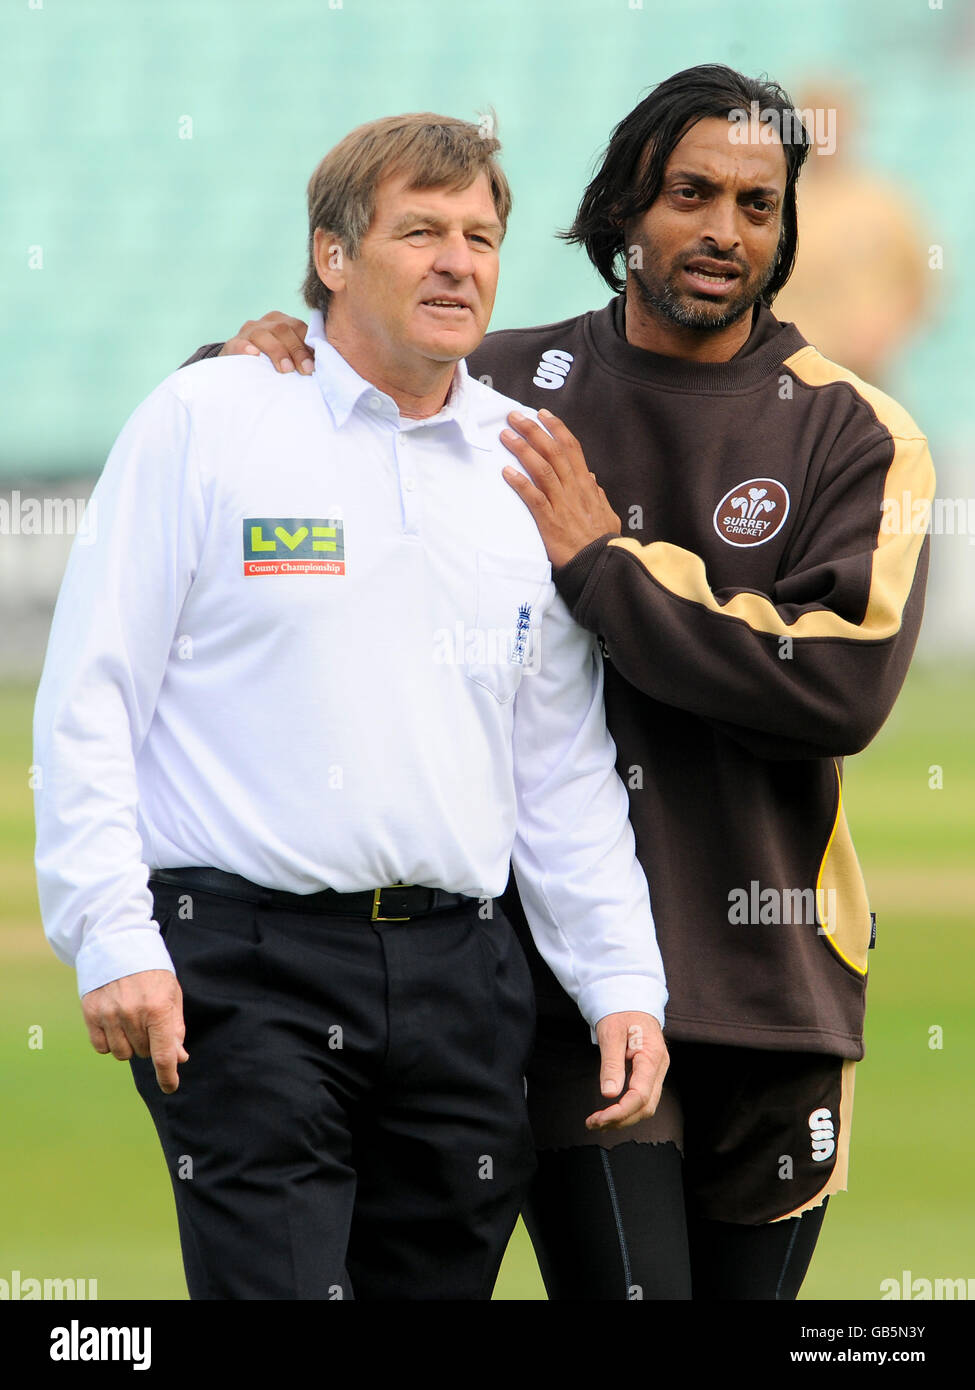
[367,396,382,411]
[404,478,417,492]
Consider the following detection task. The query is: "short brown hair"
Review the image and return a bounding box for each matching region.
[302,112,512,315]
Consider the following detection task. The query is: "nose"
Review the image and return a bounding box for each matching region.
[432,230,475,280]
[698,196,741,252]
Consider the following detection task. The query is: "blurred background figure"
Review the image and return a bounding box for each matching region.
[774,79,932,387]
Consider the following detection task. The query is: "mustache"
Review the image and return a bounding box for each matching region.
[678,249,749,275]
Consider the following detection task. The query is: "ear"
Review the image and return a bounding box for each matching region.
[313,228,347,293]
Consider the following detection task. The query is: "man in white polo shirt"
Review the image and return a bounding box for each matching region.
[33,114,667,1300]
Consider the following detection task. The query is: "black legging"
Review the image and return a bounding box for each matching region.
[522,1141,828,1301]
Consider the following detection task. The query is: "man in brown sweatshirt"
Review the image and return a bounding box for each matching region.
[184,66,933,1300]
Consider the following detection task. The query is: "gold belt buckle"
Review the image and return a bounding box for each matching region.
[371,884,412,922]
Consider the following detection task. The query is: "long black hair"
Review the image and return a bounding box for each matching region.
[563,65,811,304]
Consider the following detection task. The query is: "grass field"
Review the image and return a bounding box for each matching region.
[2,664,972,1301]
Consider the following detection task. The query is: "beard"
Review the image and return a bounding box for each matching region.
[630,240,779,333]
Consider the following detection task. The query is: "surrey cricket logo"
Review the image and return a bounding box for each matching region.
[243,518,345,575]
[510,603,533,665]
[713,478,790,547]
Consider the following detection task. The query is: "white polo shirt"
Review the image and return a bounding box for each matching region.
[33,313,666,1029]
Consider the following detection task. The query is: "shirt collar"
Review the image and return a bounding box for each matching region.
[305,310,496,452]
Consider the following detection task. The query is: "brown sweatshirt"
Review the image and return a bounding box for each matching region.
[469,296,932,1058]
[186,295,933,1058]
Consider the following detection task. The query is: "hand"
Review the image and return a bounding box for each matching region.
[81,969,189,1094]
[219,311,314,376]
[586,1011,669,1131]
[500,408,621,568]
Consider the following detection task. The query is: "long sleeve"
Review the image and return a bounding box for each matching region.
[33,382,205,997]
[554,420,934,761]
[509,591,667,1030]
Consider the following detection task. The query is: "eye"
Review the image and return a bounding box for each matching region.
[675,187,700,200]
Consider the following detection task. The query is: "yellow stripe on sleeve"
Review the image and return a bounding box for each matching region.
[607,347,935,642]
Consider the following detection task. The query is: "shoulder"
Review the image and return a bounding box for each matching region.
[782,343,927,443]
[468,309,592,374]
[139,355,317,451]
[105,358,321,487]
[462,368,538,424]
[451,376,555,563]
[476,307,591,350]
[163,352,297,410]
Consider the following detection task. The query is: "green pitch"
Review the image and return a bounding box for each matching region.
[2,666,972,1301]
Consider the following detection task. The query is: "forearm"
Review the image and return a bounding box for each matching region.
[512,801,666,1030]
[34,684,177,997]
[511,607,666,1030]
[554,429,933,760]
[33,381,199,994]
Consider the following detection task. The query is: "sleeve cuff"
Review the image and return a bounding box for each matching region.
[75,927,176,998]
[576,975,667,1036]
[553,534,616,613]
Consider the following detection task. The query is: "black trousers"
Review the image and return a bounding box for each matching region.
[130,883,536,1300]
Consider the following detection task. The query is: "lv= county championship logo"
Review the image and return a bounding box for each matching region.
[242,518,346,575]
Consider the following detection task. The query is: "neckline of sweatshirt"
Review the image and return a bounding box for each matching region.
[584,293,809,394]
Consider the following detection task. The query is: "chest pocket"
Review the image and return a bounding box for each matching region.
[465,549,553,704]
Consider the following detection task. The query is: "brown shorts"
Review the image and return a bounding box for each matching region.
[526,990,855,1226]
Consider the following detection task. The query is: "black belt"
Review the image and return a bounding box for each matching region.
[149,868,475,921]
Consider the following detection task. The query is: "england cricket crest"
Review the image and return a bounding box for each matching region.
[510,603,533,665]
